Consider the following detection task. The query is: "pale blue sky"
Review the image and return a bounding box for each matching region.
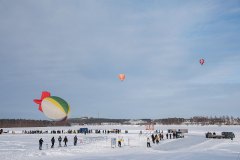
[0,0,240,119]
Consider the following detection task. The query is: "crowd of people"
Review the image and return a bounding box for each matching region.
[150,133,164,144]
[22,129,123,135]
[146,130,182,147]
[146,133,165,148]
[39,135,78,150]
[24,129,84,134]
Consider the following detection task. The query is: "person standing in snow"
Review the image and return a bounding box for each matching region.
[173,132,176,139]
[151,134,155,143]
[58,136,62,147]
[147,138,151,148]
[63,136,68,147]
[39,138,44,150]
[74,135,78,146]
[118,138,122,147]
[156,134,160,144]
[51,137,55,148]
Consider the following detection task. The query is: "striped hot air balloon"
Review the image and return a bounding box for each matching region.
[34,92,70,121]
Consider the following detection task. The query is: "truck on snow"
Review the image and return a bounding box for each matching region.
[205,132,235,140]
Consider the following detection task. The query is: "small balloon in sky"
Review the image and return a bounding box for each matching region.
[118,74,125,81]
[33,91,70,121]
[199,59,205,65]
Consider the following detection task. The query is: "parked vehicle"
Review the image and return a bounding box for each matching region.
[222,132,235,139]
[176,131,184,138]
[178,129,188,133]
[206,132,235,139]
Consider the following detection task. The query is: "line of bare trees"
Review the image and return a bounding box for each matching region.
[1,116,240,128]
[154,116,240,125]
[0,119,70,128]
[188,116,240,125]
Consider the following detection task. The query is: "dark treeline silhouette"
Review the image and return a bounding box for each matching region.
[0,119,71,128]
[1,116,240,128]
[69,118,131,125]
[154,116,240,125]
[69,118,154,125]
[154,118,185,125]
[188,116,240,125]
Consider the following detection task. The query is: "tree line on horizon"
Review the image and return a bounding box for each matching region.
[0,119,71,128]
[154,116,240,125]
[1,116,240,128]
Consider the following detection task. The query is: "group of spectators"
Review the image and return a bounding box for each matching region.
[39,135,78,150]
[23,129,83,134]
[22,129,124,135]
[23,130,47,134]
[166,132,177,139]
[2,128,125,135]
[80,129,123,134]
[146,130,181,147]
[151,133,164,144]
[101,129,122,134]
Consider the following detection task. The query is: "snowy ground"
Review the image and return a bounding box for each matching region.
[0,125,240,160]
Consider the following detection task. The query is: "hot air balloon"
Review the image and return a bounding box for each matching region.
[34,91,70,121]
[118,74,125,81]
[199,59,205,65]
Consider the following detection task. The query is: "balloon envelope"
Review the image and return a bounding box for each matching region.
[199,59,205,65]
[41,96,70,121]
[34,92,70,121]
[118,74,125,81]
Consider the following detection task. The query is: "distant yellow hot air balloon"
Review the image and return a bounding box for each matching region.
[118,74,125,81]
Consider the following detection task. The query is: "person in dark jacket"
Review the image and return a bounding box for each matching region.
[147,137,151,148]
[51,137,55,148]
[58,136,62,147]
[173,132,176,139]
[74,135,78,146]
[118,138,122,147]
[151,134,155,143]
[63,136,68,147]
[39,138,44,150]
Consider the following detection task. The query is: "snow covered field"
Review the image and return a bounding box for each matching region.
[0,125,240,160]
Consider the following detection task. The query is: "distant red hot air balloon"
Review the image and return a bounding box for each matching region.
[199,59,205,65]
[118,74,125,81]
